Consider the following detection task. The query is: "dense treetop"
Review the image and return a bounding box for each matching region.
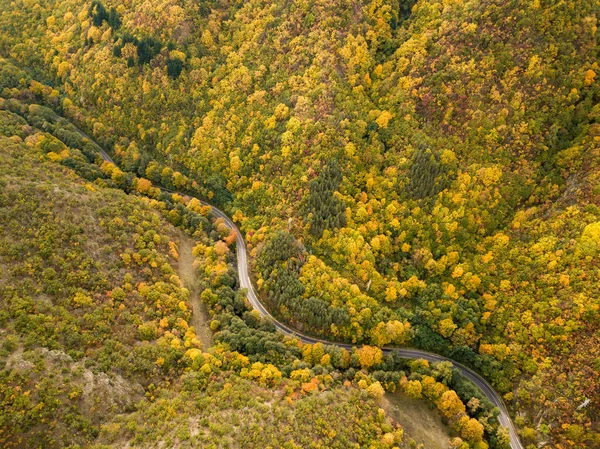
[0,71,483,449]
[0,0,599,446]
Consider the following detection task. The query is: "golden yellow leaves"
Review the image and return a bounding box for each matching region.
[375,110,393,129]
[229,154,241,172]
[302,342,325,365]
[437,390,466,419]
[46,150,67,162]
[169,50,186,62]
[421,375,447,401]
[72,292,93,307]
[451,265,464,278]
[440,149,457,165]
[463,273,481,291]
[403,379,423,399]
[87,26,102,43]
[356,345,383,368]
[355,206,369,222]
[458,416,484,443]
[396,275,425,299]
[135,177,153,194]
[438,318,457,338]
[483,294,496,312]
[479,343,510,362]
[371,320,410,346]
[264,115,276,129]
[481,251,494,264]
[201,29,215,49]
[232,209,246,224]
[274,103,289,120]
[584,69,596,86]
[461,22,478,35]
[578,221,600,255]
[167,241,179,260]
[476,165,502,187]
[290,368,311,382]
[169,336,182,350]
[240,362,282,386]
[339,34,371,76]
[555,145,583,172]
[492,233,510,247]
[56,61,72,79]
[185,348,203,361]
[443,283,457,298]
[121,42,137,62]
[384,286,397,301]
[366,381,385,398]
[526,54,541,78]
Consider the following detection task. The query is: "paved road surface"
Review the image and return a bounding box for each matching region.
[86,139,523,449]
[206,198,522,449]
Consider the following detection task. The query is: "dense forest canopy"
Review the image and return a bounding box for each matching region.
[0,90,439,448]
[0,0,599,447]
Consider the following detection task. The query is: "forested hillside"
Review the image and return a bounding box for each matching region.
[0,66,495,448]
[0,93,420,448]
[0,0,599,446]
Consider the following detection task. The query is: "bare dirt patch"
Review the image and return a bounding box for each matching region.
[177,232,212,350]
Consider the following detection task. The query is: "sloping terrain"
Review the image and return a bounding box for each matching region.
[0,85,452,449]
[0,0,599,446]
[0,109,208,447]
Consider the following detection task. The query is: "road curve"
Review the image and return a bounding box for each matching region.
[205,199,522,449]
[84,138,523,449]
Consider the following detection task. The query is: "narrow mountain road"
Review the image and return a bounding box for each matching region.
[206,199,523,449]
[82,134,523,449]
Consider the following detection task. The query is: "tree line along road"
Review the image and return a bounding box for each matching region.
[85,134,523,449]
[202,195,523,449]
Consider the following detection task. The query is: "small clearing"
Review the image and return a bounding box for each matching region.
[380,391,452,449]
[178,232,212,350]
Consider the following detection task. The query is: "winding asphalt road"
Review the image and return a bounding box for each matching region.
[84,133,522,449]
[207,200,522,449]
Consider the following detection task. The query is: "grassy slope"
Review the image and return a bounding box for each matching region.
[380,391,451,449]
[0,120,194,447]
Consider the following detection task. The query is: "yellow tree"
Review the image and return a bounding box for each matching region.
[356,345,383,369]
[459,415,485,442]
[437,390,466,419]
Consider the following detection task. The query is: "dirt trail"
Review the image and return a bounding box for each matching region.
[177,232,212,350]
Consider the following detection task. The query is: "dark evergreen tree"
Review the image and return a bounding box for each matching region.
[304,160,346,238]
[107,8,121,30]
[90,1,108,27]
[408,145,450,200]
[137,37,162,65]
[166,59,183,79]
